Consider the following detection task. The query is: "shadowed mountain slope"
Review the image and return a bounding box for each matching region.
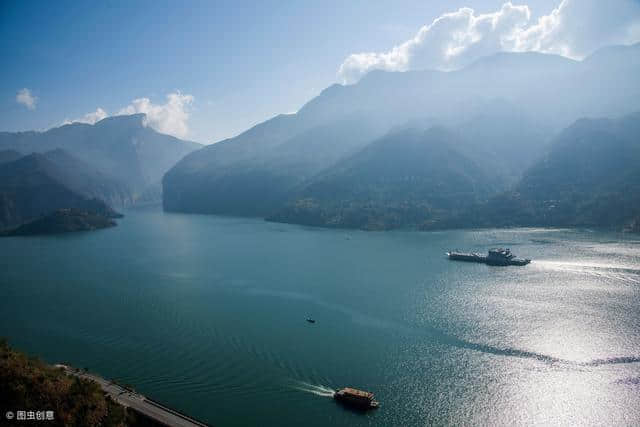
[473,112,640,229]
[0,150,22,164]
[269,127,493,230]
[0,150,124,230]
[164,45,640,222]
[164,114,388,216]
[0,114,201,199]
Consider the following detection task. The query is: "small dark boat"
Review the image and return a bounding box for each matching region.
[306,318,316,323]
[334,387,379,409]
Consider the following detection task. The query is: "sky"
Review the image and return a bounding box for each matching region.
[1,0,639,143]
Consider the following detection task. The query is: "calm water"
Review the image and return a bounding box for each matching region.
[1,208,640,426]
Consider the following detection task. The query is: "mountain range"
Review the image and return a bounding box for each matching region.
[269,127,494,230]
[471,113,640,230]
[163,43,640,231]
[0,114,200,233]
[0,114,201,202]
[1,44,638,233]
[0,150,124,230]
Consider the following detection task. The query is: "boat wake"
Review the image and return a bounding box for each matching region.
[425,326,640,367]
[534,260,640,284]
[291,381,335,397]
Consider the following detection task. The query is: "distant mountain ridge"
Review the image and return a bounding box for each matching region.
[33,149,132,207]
[0,114,201,202]
[163,114,388,215]
[269,127,494,230]
[163,44,640,229]
[294,44,640,132]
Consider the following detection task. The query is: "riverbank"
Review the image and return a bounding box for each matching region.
[58,365,209,427]
[0,340,208,427]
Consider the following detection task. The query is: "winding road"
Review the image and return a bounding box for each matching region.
[57,365,209,427]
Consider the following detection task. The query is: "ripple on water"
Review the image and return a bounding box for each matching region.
[3,215,640,426]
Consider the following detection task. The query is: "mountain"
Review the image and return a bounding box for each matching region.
[163,45,640,220]
[388,99,552,188]
[0,150,124,230]
[473,112,640,229]
[163,114,389,215]
[36,149,132,207]
[1,208,118,236]
[0,114,201,200]
[269,127,493,230]
[0,150,22,164]
[298,44,640,130]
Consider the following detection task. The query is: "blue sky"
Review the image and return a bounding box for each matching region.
[2,0,636,143]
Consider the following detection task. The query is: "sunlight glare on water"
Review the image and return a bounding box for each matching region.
[1,208,639,426]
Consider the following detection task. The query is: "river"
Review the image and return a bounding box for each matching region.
[1,207,639,426]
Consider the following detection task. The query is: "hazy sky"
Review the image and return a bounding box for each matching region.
[1,0,639,143]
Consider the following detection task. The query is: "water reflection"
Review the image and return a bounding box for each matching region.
[1,211,639,426]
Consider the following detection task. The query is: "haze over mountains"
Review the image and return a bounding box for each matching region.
[0,114,201,200]
[0,150,125,230]
[474,113,640,230]
[0,115,200,232]
[164,43,640,230]
[269,127,494,229]
[1,44,639,233]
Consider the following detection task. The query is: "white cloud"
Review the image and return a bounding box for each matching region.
[16,88,37,110]
[63,107,108,125]
[338,0,640,83]
[514,0,640,58]
[117,92,194,139]
[63,92,194,139]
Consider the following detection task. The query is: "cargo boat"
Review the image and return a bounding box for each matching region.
[446,248,530,266]
[334,388,380,409]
